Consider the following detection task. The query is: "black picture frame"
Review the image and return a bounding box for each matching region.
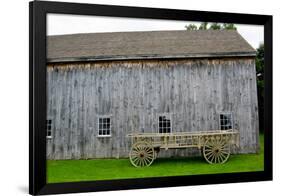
[29,0,273,195]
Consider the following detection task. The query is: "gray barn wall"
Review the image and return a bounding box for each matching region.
[46,58,259,160]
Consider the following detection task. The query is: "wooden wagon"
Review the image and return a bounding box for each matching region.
[126,129,239,167]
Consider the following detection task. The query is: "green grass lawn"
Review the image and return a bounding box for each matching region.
[47,134,264,183]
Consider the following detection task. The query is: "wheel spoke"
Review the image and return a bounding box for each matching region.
[139,145,144,151]
[146,150,153,154]
[146,154,154,159]
[210,153,215,163]
[217,154,223,163]
[206,152,214,160]
[141,158,145,166]
[205,144,212,148]
[221,150,229,154]
[205,151,214,156]
[219,153,226,163]
[144,157,150,166]
[134,158,141,166]
[131,155,138,160]
[214,154,218,163]
[220,152,227,160]
[142,157,146,166]
[207,155,214,162]
[131,151,139,156]
[146,156,154,161]
[136,145,142,152]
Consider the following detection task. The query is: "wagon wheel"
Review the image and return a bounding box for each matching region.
[129,141,155,167]
[203,136,230,164]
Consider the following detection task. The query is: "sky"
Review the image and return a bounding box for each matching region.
[47,14,264,49]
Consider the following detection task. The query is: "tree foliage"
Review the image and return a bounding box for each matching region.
[199,22,208,30]
[185,24,198,30]
[256,44,264,95]
[222,23,237,30]
[256,44,264,131]
[185,22,237,30]
[209,23,222,30]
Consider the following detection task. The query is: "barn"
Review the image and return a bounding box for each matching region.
[46,30,259,160]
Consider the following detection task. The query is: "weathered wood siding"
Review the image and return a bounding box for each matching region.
[46,58,259,160]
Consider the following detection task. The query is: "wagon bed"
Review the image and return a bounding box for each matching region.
[126,129,239,167]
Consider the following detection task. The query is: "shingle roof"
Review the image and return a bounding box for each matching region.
[47,30,256,63]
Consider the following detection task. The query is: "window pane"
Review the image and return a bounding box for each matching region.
[46,120,52,130]
[225,120,229,126]
[225,119,228,124]
[106,130,110,135]
[167,121,171,128]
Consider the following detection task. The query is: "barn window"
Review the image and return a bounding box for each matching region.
[46,119,52,138]
[219,113,233,130]
[98,117,111,137]
[158,114,172,133]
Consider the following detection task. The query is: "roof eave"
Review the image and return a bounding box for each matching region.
[47,52,256,64]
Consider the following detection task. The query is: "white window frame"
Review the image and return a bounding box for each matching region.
[46,118,53,139]
[97,115,112,137]
[158,113,172,133]
[219,113,233,130]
